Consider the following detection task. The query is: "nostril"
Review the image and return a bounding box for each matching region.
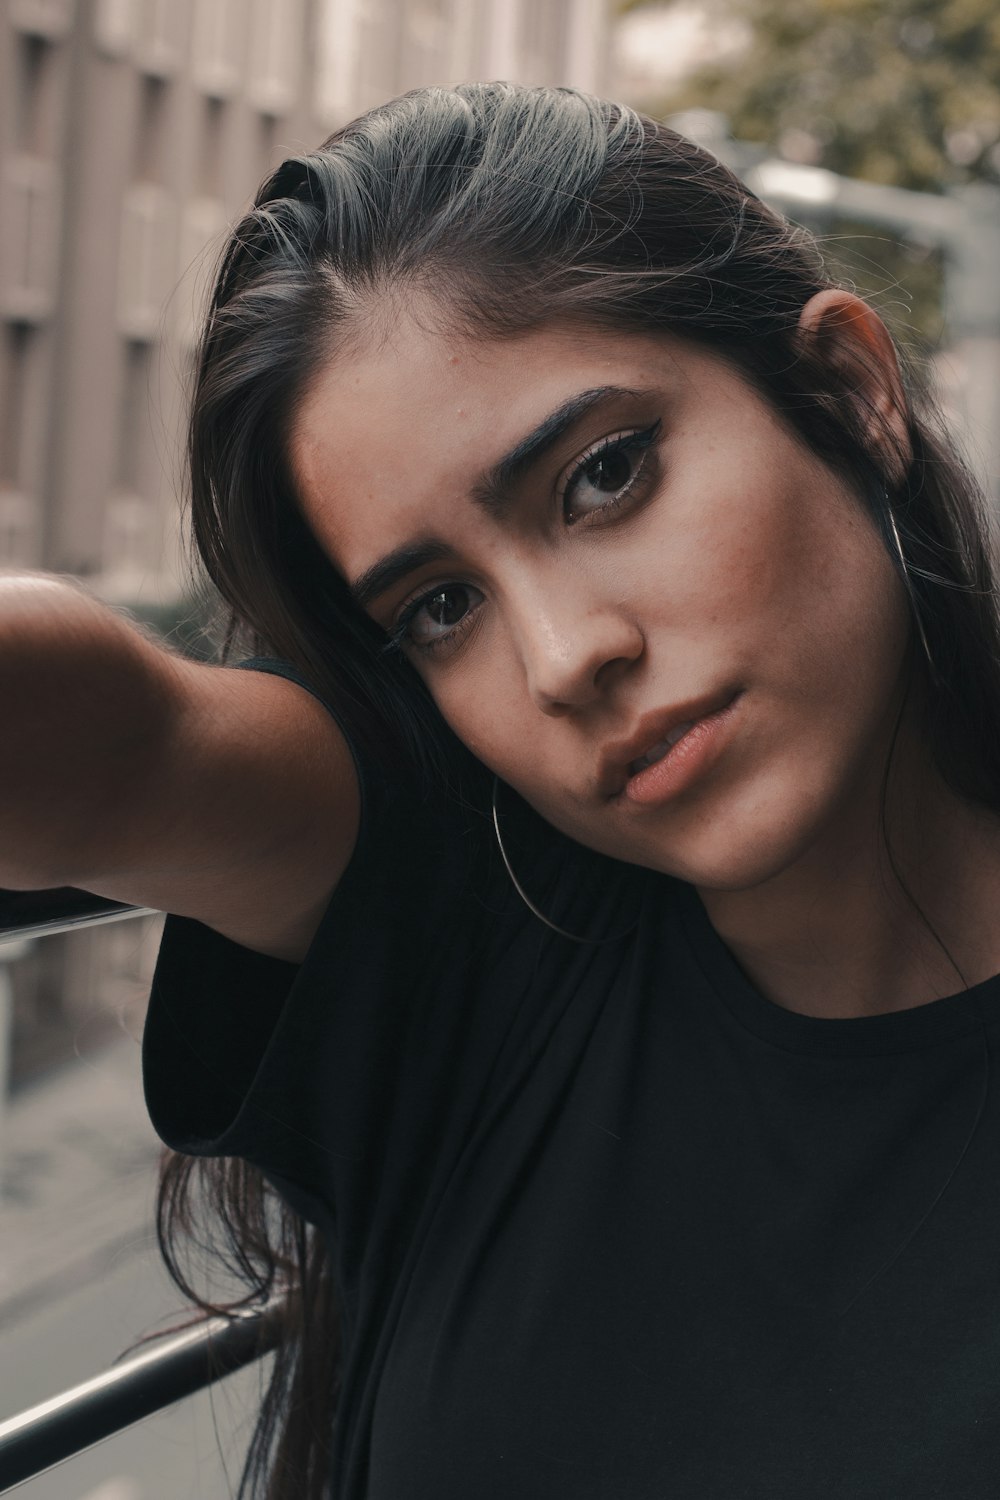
[595,649,644,691]
[516,595,643,713]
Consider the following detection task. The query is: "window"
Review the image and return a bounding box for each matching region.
[115,338,151,494]
[134,0,186,78]
[0,322,41,499]
[93,0,136,56]
[353,0,398,114]
[314,0,360,126]
[559,0,607,93]
[404,0,452,90]
[482,0,519,82]
[519,0,569,85]
[0,491,40,567]
[248,0,304,117]
[12,29,62,157]
[117,183,175,340]
[9,0,73,41]
[191,0,245,100]
[0,155,59,323]
[176,195,228,347]
[102,492,157,593]
[446,0,489,81]
[195,97,225,196]
[0,324,28,486]
[133,72,170,183]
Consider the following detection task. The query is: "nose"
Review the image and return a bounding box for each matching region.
[510,577,645,716]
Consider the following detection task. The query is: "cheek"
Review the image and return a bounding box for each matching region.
[788,507,909,700]
[426,670,528,776]
[681,472,903,683]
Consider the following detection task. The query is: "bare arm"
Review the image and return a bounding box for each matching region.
[0,573,359,961]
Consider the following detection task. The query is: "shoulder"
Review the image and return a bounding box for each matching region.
[84,656,362,961]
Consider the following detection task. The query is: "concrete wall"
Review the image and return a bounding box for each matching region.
[0,0,610,1089]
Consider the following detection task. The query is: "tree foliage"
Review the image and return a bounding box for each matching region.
[619,0,1000,345]
[624,0,1000,193]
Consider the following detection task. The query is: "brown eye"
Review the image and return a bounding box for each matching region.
[404,582,484,650]
[563,423,660,525]
[585,447,632,493]
[426,587,468,627]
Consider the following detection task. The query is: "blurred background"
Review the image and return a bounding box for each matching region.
[2,0,999,1495]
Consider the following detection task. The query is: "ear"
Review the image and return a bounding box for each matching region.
[796,289,912,483]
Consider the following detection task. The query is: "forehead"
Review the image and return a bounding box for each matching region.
[288,314,721,584]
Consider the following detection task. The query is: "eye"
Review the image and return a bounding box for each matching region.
[562,421,662,526]
[383,581,485,658]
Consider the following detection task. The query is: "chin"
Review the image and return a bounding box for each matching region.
[660,839,808,896]
[618,769,853,896]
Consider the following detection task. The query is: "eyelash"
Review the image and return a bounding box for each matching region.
[380,591,477,660]
[563,420,661,525]
[380,420,663,660]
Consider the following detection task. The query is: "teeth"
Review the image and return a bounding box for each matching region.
[630,722,694,774]
[665,720,695,748]
[638,740,672,770]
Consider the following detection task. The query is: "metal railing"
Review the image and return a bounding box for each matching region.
[0,887,156,941]
[0,1296,285,1492]
[0,888,280,1494]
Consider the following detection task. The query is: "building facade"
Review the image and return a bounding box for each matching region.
[1,0,608,602]
[0,0,609,1090]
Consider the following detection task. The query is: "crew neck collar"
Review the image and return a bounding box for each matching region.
[672,878,1000,1058]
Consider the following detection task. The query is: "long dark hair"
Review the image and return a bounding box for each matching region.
[155,82,1000,1498]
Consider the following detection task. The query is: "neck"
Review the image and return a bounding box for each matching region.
[698,718,1000,1020]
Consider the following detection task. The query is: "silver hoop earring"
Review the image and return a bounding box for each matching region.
[885,495,939,686]
[491,777,638,946]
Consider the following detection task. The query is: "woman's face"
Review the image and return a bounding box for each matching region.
[291,311,912,891]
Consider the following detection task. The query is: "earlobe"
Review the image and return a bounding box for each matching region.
[796,289,912,481]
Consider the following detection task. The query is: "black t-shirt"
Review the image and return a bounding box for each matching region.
[144,661,1000,1499]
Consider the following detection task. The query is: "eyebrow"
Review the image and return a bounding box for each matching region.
[348,384,646,610]
[349,537,456,612]
[471,385,639,515]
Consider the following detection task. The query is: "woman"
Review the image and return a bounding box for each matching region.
[5,81,1000,1498]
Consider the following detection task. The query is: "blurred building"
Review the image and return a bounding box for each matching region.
[1,0,609,601]
[0,0,609,1090]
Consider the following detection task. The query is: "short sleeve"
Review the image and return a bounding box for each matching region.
[143,656,372,1156]
[143,657,483,1145]
[142,658,642,1252]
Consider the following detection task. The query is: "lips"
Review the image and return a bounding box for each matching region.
[598,690,740,797]
[628,721,696,775]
